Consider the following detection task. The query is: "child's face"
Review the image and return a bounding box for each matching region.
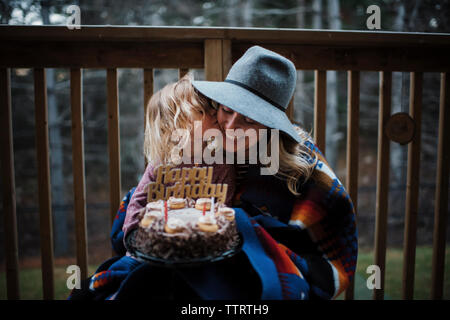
[189,102,220,160]
[201,103,220,132]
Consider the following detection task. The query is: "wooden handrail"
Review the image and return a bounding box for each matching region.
[1,25,450,47]
[1,26,450,71]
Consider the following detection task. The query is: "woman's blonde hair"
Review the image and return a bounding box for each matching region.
[272,126,318,196]
[144,73,209,164]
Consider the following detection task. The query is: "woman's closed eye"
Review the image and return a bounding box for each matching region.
[221,105,233,113]
[221,105,255,123]
[244,116,255,124]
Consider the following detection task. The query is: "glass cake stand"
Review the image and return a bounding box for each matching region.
[124,229,243,268]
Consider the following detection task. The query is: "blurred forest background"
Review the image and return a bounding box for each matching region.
[0,0,449,270]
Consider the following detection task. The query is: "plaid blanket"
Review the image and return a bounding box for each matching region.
[72,140,357,300]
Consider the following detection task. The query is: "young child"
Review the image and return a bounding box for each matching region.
[68,74,236,300]
[122,74,236,240]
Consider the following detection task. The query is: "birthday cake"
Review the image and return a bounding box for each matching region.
[131,165,240,260]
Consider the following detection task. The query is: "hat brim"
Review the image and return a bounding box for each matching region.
[192,80,302,143]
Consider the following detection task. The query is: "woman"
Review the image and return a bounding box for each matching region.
[192,45,358,299]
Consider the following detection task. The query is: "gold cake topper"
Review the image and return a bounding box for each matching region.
[147,165,228,203]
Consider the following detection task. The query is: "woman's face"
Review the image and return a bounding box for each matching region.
[216,104,267,153]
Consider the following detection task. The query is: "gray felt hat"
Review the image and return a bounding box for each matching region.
[192,45,300,143]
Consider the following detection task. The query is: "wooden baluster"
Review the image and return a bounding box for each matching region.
[0,68,20,300]
[222,39,232,80]
[402,72,423,299]
[107,69,122,235]
[70,68,88,281]
[431,72,450,300]
[143,68,153,168]
[143,69,154,118]
[345,70,360,300]
[287,96,295,122]
[373,71,392,300]
[314,70,326,155]
[34,68,55,300]
[178,68,189,79]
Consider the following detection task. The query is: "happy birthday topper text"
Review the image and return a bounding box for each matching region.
[147,165,228,203]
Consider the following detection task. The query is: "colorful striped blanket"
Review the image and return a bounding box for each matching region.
[236,139,358,299]
[72,140,357,300]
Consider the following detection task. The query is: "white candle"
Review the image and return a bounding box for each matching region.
[210,197,214,216]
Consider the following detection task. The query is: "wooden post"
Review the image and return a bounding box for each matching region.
[0,68,20,300]
[205,39,223,81]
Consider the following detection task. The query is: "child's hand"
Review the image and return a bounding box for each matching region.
[137,207,146,220]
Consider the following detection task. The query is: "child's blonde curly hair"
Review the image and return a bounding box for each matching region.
[144,73,210,164]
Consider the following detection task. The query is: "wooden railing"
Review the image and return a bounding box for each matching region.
[0,25,449,300]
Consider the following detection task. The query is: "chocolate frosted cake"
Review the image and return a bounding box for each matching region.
[131,197,240,260]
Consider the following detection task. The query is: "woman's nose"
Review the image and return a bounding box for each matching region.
[224,112,242,130]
